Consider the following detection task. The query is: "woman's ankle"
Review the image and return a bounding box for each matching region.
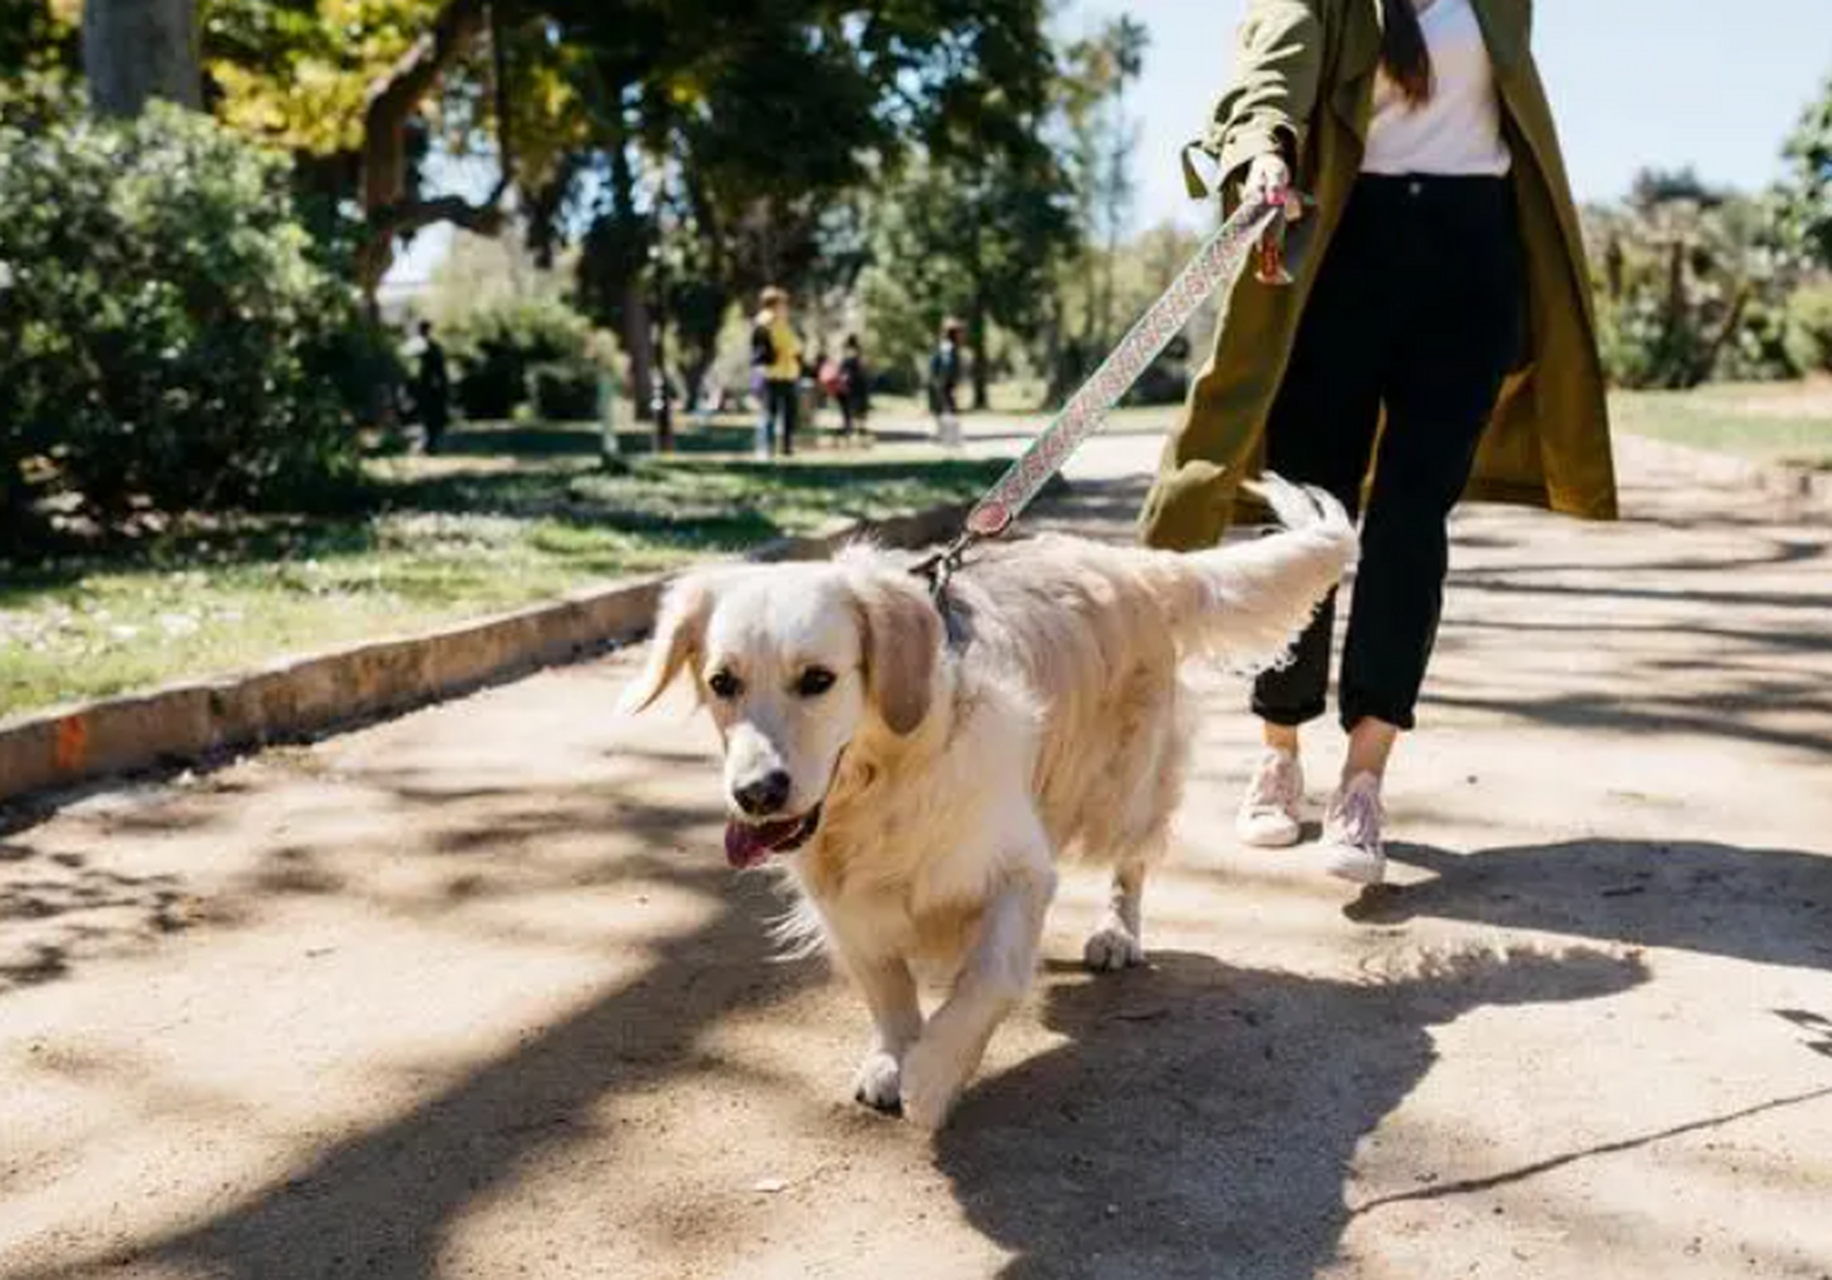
[1262,722,1301,755]
[1341,716,1400,784]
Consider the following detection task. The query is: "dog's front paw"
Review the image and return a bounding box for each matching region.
[897,1040,964,1130]
[852,1050,903,1113]
[1083,924,1144,973]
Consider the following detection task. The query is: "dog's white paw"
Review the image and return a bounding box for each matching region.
[1083,924,1144,973]
[896,1040,964,1130]
[852,1050,903,1113]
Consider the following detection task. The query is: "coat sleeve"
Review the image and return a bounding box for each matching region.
[1193,0,1325,193]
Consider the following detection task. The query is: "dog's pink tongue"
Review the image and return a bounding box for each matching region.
[725,819,793,869]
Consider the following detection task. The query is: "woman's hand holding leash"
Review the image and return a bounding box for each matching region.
[1246,153,1306,222]
[1245,153,1307,286]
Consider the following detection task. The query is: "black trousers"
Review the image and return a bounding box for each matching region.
[765,379,799,455]
[1253,174,1524,732]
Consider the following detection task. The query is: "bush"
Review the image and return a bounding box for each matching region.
[0,96,377,531]
[443,297,606,421]
[1586,186,1802,389]
[1786,283,1832,375]
[531,363,601,420]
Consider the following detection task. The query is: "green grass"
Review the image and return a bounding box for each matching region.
[0,421,1005,718]
[1611,384,1832,469]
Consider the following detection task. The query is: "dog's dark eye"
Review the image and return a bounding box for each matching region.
[796,667,837,698]
[708,670,742,700]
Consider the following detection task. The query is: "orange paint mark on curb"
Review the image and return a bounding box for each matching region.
[54,716,88,772]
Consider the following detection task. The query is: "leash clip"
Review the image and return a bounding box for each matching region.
[912,530,980,649]
[912,529,978,604]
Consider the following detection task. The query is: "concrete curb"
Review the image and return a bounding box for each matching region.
[0,500,974,809]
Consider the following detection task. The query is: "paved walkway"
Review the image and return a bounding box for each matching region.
[3,425,1830,1279]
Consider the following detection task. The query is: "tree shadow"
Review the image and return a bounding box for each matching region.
[23,852,818,1280]
[1,449,1007,602]
[1423,688,1832,760]
[432,420,757,459]
[935,945,1647,1280]
[1347,840,1832,973]
[0,845,192,998]
[1775,1008,1832,1060]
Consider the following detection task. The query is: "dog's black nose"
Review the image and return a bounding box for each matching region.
[734,770,792,816]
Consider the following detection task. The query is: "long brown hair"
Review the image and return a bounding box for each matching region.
[1380,0,1433,105]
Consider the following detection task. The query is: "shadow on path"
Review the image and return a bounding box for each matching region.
[1351,839,1832,973]
[26,827,818,1279]
[937,945,1646,1280]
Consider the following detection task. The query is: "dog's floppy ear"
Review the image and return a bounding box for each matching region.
[849,566,942,736]
[619,573,716,714]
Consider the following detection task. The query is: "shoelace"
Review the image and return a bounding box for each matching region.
[1332,781,1383,846]
[1246,755,1298,810]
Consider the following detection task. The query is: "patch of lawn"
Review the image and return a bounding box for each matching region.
[1611,384,1832,469]
[0,441,1006,719]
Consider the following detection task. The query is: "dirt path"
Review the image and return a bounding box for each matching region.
[3,428,1830,1279]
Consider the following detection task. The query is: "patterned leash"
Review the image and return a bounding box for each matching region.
[915,192,1296,599]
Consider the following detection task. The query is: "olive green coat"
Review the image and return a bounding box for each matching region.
[1140,0,1617,551]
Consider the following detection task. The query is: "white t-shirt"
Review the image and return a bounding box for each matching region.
[1362,0,1512,177]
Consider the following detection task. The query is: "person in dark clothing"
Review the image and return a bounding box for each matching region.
[928,318,964,447]
[416,320,451,455]
[837,334,871,443]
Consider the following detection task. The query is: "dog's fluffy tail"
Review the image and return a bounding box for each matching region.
[1142,475,1359,675]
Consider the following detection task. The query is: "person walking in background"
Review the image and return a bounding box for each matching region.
[1140,0,1616,885]
[802,344,829,446]
[415,320,451,455]
[837,334,872,445]
[928,318,965,448]
[749,310,773,459]
[752,286,803,458]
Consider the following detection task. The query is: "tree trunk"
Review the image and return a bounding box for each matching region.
[354,0,505,300]
[84,0,201,117]
[969,296,990,412]
[620,287,656,423]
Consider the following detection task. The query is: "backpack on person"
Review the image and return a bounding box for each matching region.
[751,320,776,370]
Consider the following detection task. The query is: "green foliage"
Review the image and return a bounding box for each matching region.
[1055,17,1149,358]
[560,0,1062,403]
[0,96,379,534]
[442,297,607,421]
[1785,283,1832,375]
[203,0,449,156]
[1588,173,1800,390]
[1774,73,1832,269]
[858,150,1076,395]
[0,0,76,79]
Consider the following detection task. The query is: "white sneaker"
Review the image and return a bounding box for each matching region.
[1322,772,1386,885]
[1236,748,1304,848]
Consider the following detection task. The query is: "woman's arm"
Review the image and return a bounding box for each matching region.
[1200,0,1325,189]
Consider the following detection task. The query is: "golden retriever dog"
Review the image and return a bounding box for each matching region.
[620,477,1356,1127]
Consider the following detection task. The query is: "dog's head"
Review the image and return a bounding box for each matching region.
[620,555,943,868]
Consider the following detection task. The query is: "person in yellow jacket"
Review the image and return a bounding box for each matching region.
[753,286,805,457]
[1144,0,1616,885]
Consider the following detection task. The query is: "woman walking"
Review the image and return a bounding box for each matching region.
[1140,0,1616,885]
[928,318,965,448]
[837,334,872,444]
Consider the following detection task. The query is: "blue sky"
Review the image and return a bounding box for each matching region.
[1076,0,1832,232]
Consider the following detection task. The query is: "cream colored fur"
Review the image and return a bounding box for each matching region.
[621,477,1357,1127]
